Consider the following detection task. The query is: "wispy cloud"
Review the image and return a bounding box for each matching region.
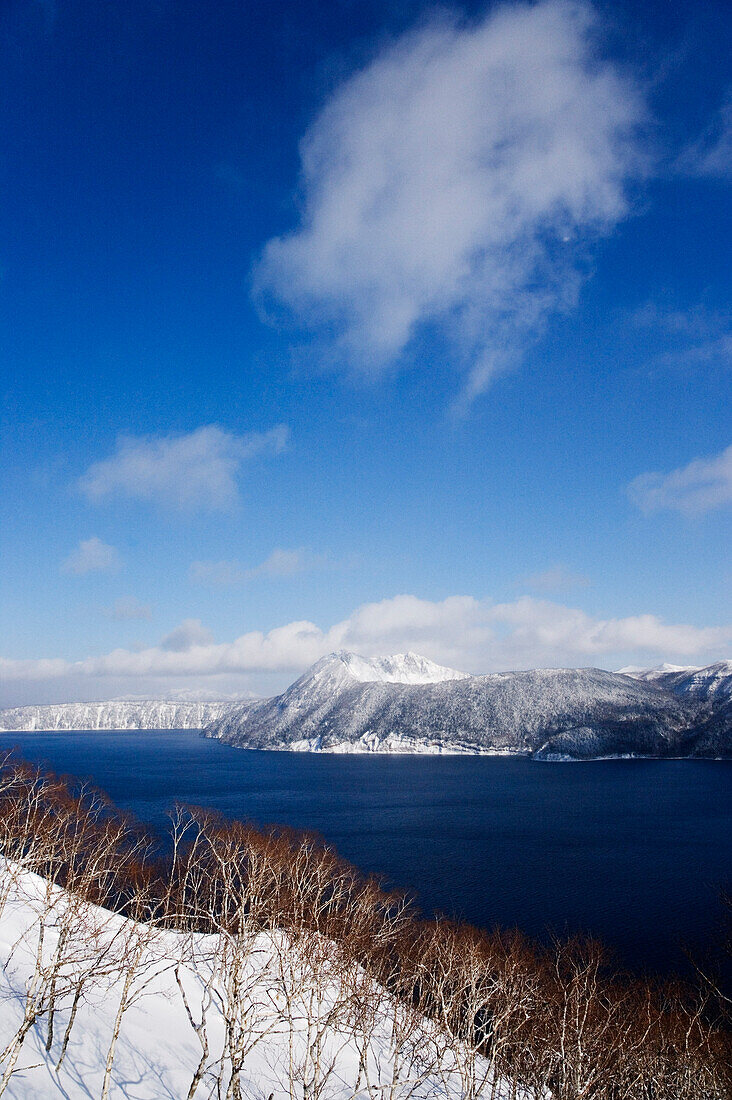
[189,560,247,586]
[632,301,732,371]
[61,537,122,576]
[190,548,328,586]
[627,444,732,516]
[523,564,590,593]
[254,0,646,406]
[102,596,152,621]
[79,425,289,512]
[249,548,319,578]
[676,92,732,180]
[2,594,728,699]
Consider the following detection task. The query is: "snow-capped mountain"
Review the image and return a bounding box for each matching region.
[330,650,470,684]
[623,660,732,757]
[0,699,241,732]
[203,651,719,759]
[625,660,732,701]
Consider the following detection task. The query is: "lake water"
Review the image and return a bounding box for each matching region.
[1,729,730,975]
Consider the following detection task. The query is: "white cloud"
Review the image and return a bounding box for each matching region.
[523,564,590,592]
[484,597,727,660]
[160,619,215,653]
[102,596,153,621]
[1,595,728,703]
[79,425,289,512]
[627,444,732,516]
[676,93,732,180]
[61,537,122,575]
[190,548,326,586]
[254,0,645,404]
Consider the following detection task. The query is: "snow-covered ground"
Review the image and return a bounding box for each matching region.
[0,864,507,1100]
[1,865,219,1097]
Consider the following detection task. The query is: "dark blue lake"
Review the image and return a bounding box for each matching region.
[2,729,730,975]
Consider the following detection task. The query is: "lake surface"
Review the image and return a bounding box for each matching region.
[1,729,730,974]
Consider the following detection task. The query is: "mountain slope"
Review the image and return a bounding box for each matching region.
[627,660,732,702]
[204,652,713,758]
[0,699,242,732]
[624,661,732,756]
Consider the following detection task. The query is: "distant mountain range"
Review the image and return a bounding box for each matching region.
[203,652,732,759]
[1,653,730,759]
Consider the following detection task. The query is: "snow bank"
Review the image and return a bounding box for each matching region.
[0,864,506,1100]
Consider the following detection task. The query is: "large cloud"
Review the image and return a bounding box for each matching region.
[79,425,289,512]
[254,0,645,403]
[628,443,732,516]
[1,594,728,704]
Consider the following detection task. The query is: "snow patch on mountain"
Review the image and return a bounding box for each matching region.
[617,663,700,676]
[328,650,470,684]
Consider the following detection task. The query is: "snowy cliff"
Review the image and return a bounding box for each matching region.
[0,699,241,732]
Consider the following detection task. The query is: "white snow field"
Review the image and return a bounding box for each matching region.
[0,864,510,1100]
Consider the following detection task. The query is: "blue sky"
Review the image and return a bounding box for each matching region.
[0,0,730,703]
